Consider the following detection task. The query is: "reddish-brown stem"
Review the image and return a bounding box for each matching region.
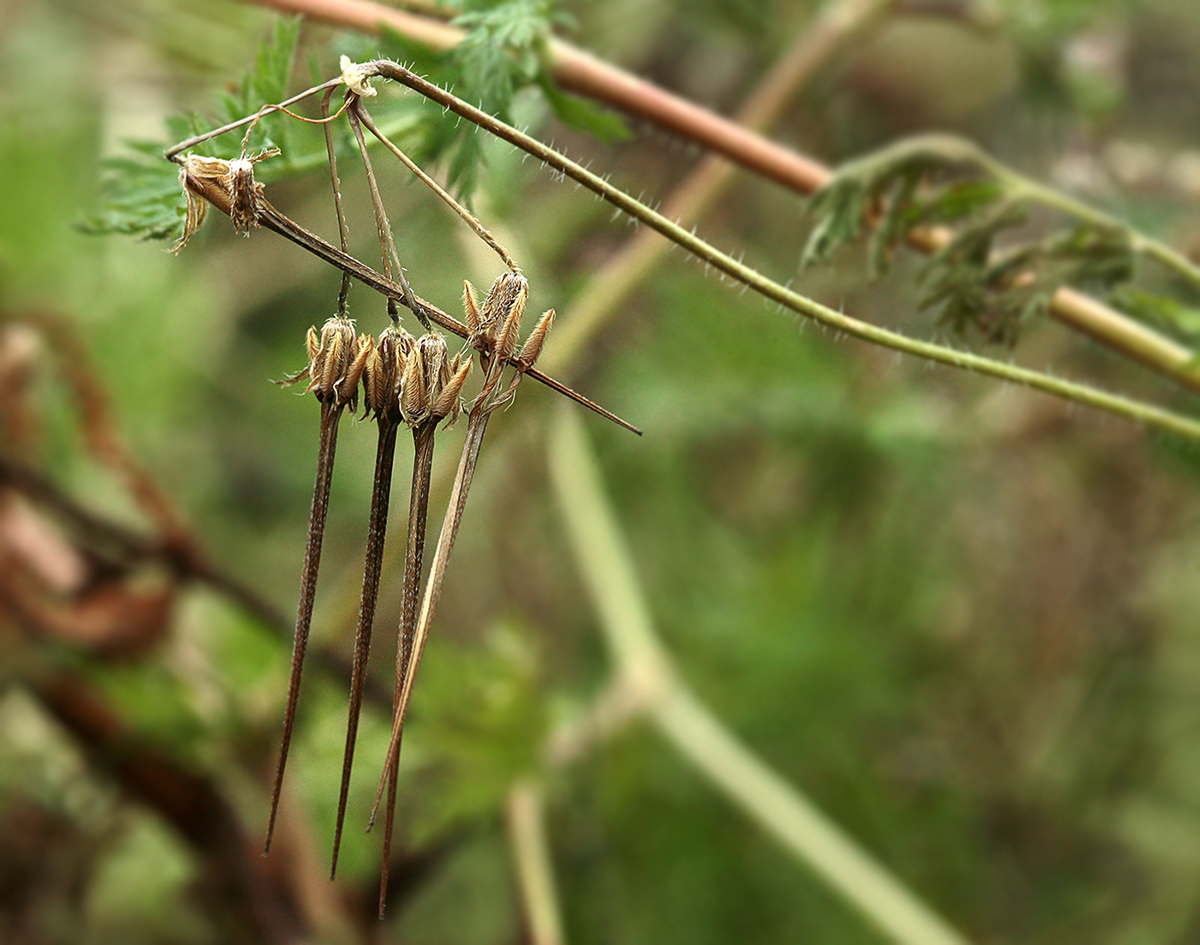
[266,398,344,854]
[331,415,400,879]
[378,419,436,917]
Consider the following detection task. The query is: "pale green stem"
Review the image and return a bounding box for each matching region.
[370,62,1200,441]
[546,404,971,945]
[506,779,566,945]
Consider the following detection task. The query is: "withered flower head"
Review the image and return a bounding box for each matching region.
[400,332,472,426]
[279,316,370,408]
[363,325,414,421]
[226,159,260,236]
[171,149,279,253]
[471,272,529,360]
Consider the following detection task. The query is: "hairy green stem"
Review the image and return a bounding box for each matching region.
[367,62,1200,440]
[871,134,1200,291]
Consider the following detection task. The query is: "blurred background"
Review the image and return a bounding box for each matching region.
[4,0,1200,942]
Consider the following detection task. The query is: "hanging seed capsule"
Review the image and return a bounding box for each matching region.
[473,272,528,356]
[363,326,413,421]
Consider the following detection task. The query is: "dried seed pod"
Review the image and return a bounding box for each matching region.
[283,316,367,407]
[416,332,448,396]
[363,326,413,421]
[474,272,528,355]
[227,159,262,236]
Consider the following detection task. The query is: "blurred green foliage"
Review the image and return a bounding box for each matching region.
[5,1,1200,944]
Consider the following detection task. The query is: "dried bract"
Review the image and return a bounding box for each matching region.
[462,280,482,333]
[363,326,413,421]
[431,356,472,424]
[515,308,555,371]
[340,56,379,99]
[279,316,369,408]
[171,149,279,252]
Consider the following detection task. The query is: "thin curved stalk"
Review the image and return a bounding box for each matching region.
[243,0,1200,393]
[265,398,344,853]
[364,62,1200,441]
[546,404,970,945]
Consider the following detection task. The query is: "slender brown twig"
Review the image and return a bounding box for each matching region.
[346,98,426,325]
[266,319,369,854]
[266,397,344,853]
[378,416,435,915]
[330,402,400,878]
[320,86,354,316]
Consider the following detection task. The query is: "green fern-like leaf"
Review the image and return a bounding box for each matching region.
[90,19,301,242]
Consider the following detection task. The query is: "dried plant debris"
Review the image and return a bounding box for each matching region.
[172,149,279,252]
[370,272,554,916]
[331,326,471,877]
[266,316,369,854]
[801,136,1138,345]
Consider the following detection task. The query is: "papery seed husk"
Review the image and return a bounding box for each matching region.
[516,309,555,369]
[462,280,481,333]
[431,358,472,422]
[400,343,427,423]
[182,154,233,180]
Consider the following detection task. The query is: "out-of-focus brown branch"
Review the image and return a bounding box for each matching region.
[31,670,306,945]
[243,0,1200,394]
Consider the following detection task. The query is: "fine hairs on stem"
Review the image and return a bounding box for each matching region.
[169,60,1200,439]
